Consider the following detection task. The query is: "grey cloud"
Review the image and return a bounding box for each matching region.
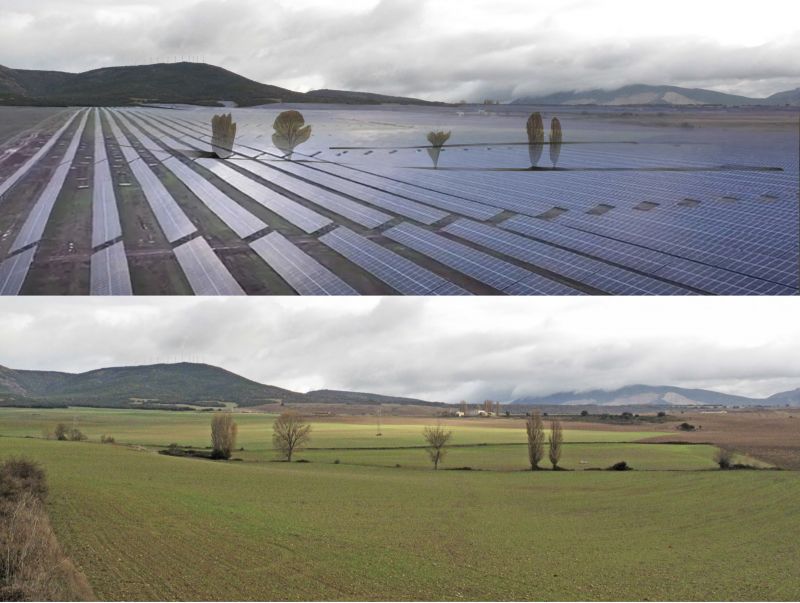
[1,298,799,403]
[1,0,798,101]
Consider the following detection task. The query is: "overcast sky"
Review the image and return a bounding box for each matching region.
[2,0,799,101]
[1,298,799,402]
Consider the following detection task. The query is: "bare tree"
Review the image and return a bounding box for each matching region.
[210,412,238,460]
[459,400,467,415]
[423,424,452,470]
[548,419,563,469]
[272,411,311,461]
[526,411,545,470]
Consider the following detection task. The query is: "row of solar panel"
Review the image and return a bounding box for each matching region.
[136,109,797,296]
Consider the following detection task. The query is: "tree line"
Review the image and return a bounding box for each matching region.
[210,411,311,461]
[423,410,562,470]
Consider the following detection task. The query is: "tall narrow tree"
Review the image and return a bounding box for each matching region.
[526,411,545,470]
[526,112,544,167]
[548,419,563,469]
[549,117,563,168]
[211,412,238,460]
[211,113,237,159]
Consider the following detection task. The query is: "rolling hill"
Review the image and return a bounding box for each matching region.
[512,84,800,106]
[0,62,440,107]
[0,363,443,409]
[1,362,796,410]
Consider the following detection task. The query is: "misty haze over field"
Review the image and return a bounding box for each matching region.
[2,0,799,102]
[1,298,799,403]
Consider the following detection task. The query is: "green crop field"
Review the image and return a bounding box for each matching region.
[0,407,668,450]
[0,408,796,601]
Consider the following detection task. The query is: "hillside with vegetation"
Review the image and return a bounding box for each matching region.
[0,62,442,107]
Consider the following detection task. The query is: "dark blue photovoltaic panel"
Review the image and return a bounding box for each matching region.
[90,241,133,296]
[383,222,582,295]
[319,226,467,295]
[250,232,358,296]
[443,218,691,295]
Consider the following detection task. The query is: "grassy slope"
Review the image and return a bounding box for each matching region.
[0,437,797,601]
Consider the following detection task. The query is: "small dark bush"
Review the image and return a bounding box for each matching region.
[657,411,666,417]
[209,449,229,460]
[67,428,87,442]
[54,423,68,441]
[296,459,310,463]
[333,459,340,464]
[715,448,733,469]
[608,461,632,471]
[677,422,696,432]
[580,410,589,417]
[0,458,48,502]
[100,434,115,444]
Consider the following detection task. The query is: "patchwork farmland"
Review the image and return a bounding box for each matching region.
[0,408,798,600]
[0,105,797,295]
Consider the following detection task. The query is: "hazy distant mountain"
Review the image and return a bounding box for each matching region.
[0,363,442,409]
[513,384,776,407]
[0,62,440,107]
[1,362,795,410]
[765,388,800,405]
[304,389,445,407]
[512,84,800,106]
[764,87,800,106]
[304,89,442,106]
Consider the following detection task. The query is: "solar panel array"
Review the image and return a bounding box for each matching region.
[1,104,794,296]
[319,226,469,295]
[442,218,691,295]
[197,159,332,234]
[104,111,197,243]
[230,159,392,229]
[92,109,123,249]
[383,222,582,295]
[250,231,358,295]
[0,246,37,296]
[10,111,90,253]
[172,236,245,296]
[0,110,81,200]
[90,241,133,295]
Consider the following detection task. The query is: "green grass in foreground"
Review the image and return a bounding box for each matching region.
[0,437,798,601]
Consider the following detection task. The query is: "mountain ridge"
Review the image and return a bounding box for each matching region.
[512,83,800,106]
[1,362,798,409]
[511,383,793,407]
[0,62,443,107]
[0,363,446,409]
